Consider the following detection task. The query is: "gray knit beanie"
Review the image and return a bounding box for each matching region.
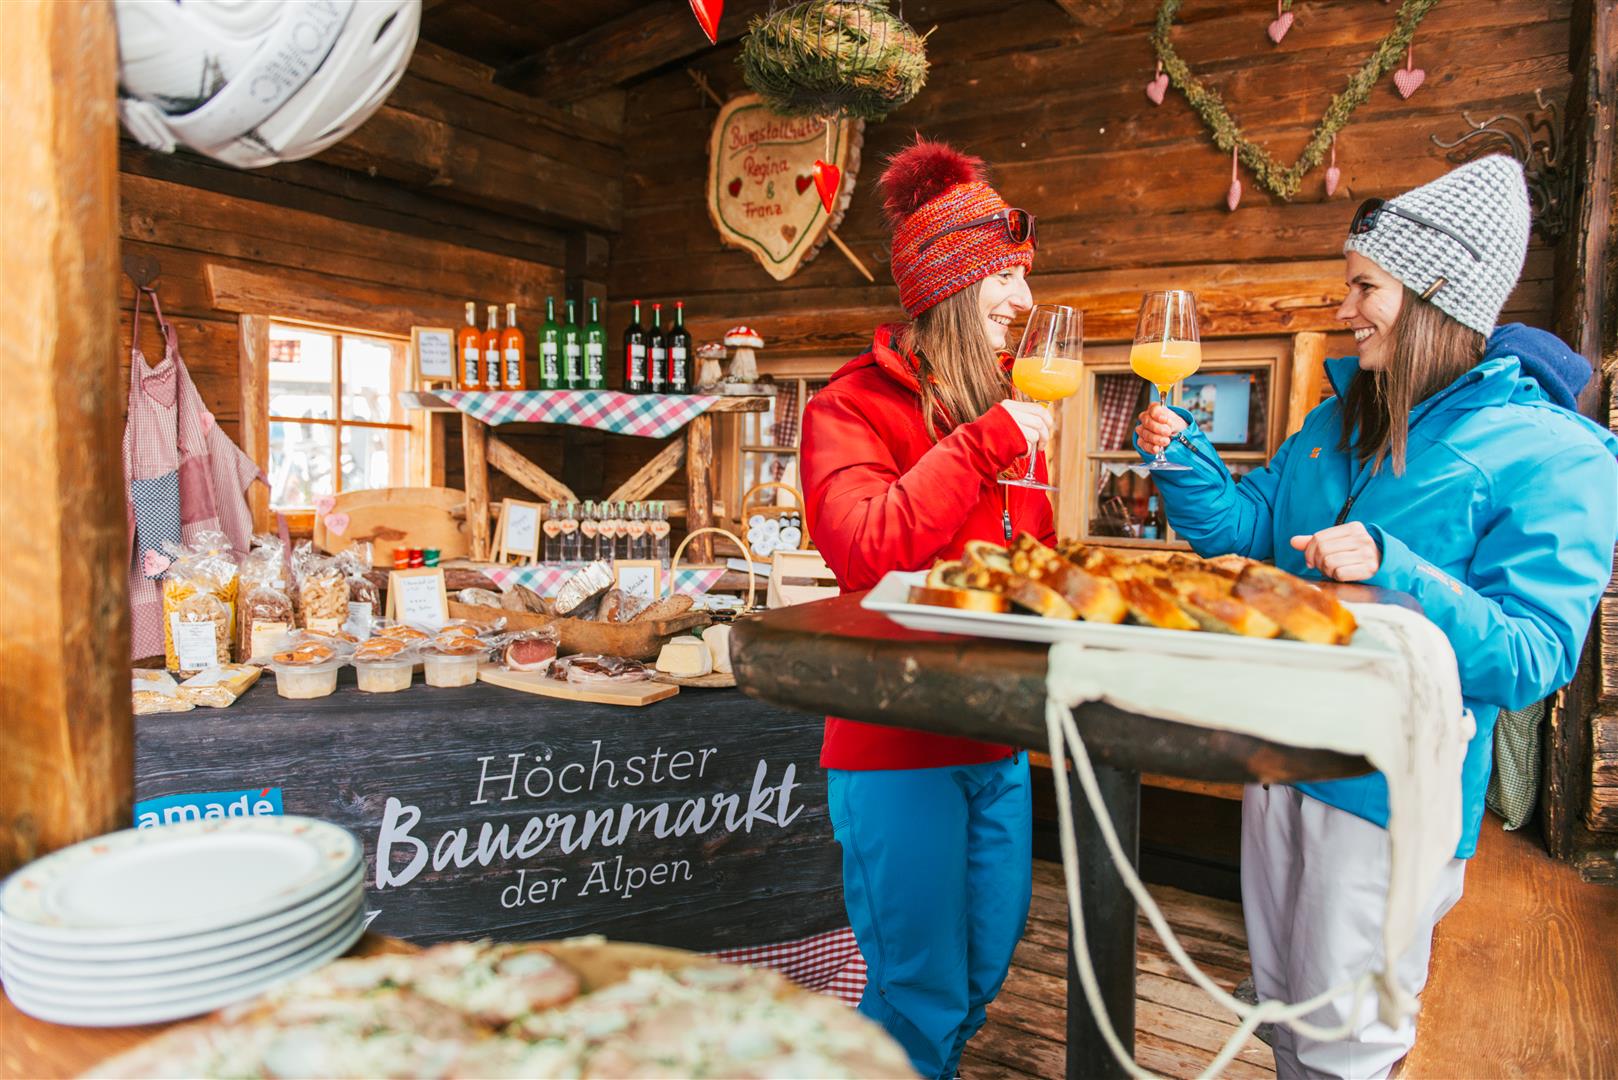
[1342,155,1530,336]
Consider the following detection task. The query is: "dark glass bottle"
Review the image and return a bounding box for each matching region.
[623,299,647,394]
[668,301,694,394]
[647,303,668,394]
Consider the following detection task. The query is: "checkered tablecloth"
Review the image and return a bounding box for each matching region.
[437,389,722,439]
[482,564,726,598]
[711,926,867,1006]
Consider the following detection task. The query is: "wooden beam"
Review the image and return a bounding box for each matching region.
[1048,0,1131,28]
[0,0,129,874]
[239,316,272,533]
[208,264,462,330]
[610,439,689,504]
[1286,332,1328,436]
[684,414,717,564]
[497,0,772,103]
[462,416,491,560]
[487,434,579,503]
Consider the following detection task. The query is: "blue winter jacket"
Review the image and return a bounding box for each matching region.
[1136,336,1618,857]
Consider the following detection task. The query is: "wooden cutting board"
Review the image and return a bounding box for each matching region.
[477,664,679,707]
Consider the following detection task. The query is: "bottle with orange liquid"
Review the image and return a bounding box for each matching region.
[501,302,525,390]
[481,305,501,392]
[457,302,482,390]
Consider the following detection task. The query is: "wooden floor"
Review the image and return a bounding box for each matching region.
[962,860,1274,1080]
[962,818,1618,1080]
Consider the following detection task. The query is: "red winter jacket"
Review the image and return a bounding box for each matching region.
[800,323,1057,770]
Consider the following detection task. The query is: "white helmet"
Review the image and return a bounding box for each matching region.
[115,0,421,169]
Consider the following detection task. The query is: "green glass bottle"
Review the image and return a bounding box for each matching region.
[584,296,607,390]
[561,299,583,391]
[538,297,561,390]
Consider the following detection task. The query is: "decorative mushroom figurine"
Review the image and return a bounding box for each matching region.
[695,341,727,390]
[724,325,764,383]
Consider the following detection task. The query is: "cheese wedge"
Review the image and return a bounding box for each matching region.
[656,637,713,677]
[701,623,734,674]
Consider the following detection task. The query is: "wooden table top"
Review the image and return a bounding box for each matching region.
[0,934,416,1080]
[731,584,1412,785]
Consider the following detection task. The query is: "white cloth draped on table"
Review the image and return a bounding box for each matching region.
[1043,602,1472,1078]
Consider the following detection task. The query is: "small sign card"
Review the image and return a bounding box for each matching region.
[386,568,448,630]
[614,560,663,606]
[413,326,456,384]
[497,499,542,564]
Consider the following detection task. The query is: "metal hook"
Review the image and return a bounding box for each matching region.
[122,253,161,290]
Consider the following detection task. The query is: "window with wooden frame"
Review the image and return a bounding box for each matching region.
[264,322,418,511]
[1050,338,1293,547]
[716,371,831,540]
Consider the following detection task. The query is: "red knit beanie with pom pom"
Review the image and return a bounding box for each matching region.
[882,138,1034,317]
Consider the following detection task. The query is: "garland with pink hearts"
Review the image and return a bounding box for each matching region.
[1147,0,1440,206]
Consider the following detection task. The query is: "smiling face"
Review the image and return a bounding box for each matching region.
[1336,251,1405,371]
[978,265,1034,350]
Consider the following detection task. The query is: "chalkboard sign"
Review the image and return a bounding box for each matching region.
[134,681,843,950]
[413,326,456,383]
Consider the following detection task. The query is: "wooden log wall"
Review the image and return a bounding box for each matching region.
[609,0,1571,361]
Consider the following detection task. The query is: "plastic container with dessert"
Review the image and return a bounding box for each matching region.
[352,635,419,692]
[269,633,351,699]
[421,629,492,688]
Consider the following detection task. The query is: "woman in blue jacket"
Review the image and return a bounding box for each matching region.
[1135,155,1618,1079]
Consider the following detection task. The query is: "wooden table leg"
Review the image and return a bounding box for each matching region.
[684,413,715,564]
[1066,763,1140,1080]
[462,415,491,560]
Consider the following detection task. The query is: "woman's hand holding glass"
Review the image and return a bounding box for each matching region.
[1001,304,1081,492]
[1290,522,1382,582]
[997,400,1054,457]
[1134,403,1188,456]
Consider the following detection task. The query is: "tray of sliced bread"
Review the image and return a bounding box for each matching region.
[861,534,1388,669]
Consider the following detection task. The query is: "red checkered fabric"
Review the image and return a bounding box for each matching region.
[710,926,867,1007]
[890,179,1034,317]
[1096,375,1145,452]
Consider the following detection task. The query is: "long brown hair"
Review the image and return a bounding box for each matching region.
[1338,286,1485,474]
[898,286,1010,442]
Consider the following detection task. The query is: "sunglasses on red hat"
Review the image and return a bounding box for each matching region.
[915,208,1037,257]
[1349,198,1483,263]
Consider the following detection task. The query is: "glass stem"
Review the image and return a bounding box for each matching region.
[1026,401,1050,481]
[1155,383,1170,463]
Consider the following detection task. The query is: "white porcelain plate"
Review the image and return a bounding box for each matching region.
[861,571,1396,672]
[3,904,365,1027]
[0,816,360,944]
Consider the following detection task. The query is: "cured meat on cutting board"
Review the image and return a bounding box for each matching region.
[477,664,679,707]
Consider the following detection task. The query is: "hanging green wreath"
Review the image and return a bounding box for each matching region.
[1152,0,1440,199]
[739,0,928,122]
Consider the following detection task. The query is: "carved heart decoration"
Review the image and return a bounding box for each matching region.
[1145,72,1169,105]
[689,0,722,45]
[324,512,351,537]
[1266,11,1293,43]
[813,159,841,214]
[781,224,798,242]
[314,495,337,515]
[728,178,743,197]
[142,549,172,578]
[795,174,813,195]
[1325,165,1341,196]
[1393,66,1426,98]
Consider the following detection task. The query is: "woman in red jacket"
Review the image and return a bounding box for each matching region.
[800,140,1055,1080]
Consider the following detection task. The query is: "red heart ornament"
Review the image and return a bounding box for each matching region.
[813,159,841,214]
[1393,66,1426,98]
[728,177,742,197]
[689,0,722,45]
[1145,72,1169,105]
[1266,11,1293,43]
[795,174,813,195]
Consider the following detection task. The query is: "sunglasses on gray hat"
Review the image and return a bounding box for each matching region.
[1349,198,1483,263]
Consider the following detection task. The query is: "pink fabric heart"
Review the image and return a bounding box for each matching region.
[323,512,351,537]
[1267,11,1292,43]
[1394,67,1425,99]
[1325,165,1341,196]
[142,550,171,577]
[1145,72,1169,105]
[314,495,337,515]
[1227,177,1243,212]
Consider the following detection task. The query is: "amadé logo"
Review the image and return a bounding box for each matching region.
[135,787,283,829]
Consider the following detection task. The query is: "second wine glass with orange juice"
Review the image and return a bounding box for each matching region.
[1002,304,1082,492]
[1130,289,1202,472]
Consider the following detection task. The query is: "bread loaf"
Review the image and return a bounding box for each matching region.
[907,585,1011,613]
[1009,535,1127,623]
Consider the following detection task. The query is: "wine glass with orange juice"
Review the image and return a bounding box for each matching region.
[1130,290,1202,472]
[1002,304,1082,492]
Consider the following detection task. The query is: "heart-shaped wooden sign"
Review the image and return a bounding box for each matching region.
[706,94,863,281]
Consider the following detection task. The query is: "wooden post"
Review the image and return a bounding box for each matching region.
[1286,331,1328,437]
[0,0,129,874]
[239,315,273,532]
[685,414,716,564]
[462,415,492,560]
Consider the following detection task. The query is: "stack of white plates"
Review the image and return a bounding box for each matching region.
[0,815,364,1026]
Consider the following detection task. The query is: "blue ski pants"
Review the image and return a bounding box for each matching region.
[828,756,1033,1080]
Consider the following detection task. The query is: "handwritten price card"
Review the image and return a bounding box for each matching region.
[706,94,863,282]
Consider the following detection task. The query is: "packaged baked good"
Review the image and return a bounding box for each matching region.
[179,664,263,708]
[421,627,493,688]
[371,620,432,643]
[236,536,292,661]
[352,634,416,693]
[161,533,241,671]
[292,545,349,633]
[268,635,345,699]
[339,545,380,639]
[132,669,194,715]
